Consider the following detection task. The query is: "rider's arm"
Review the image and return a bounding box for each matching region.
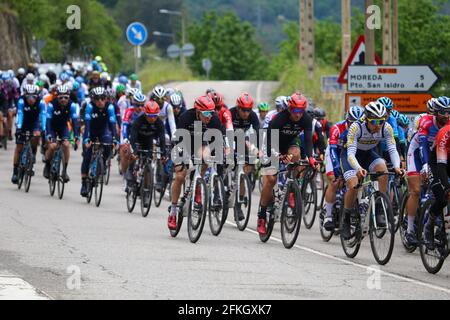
[166,104,177,140]
[435,127,450,190]
[107,104,117,140]
[39,100,46,132]
[301,115,314,158]
[158,119,167,156]
[315,122,326,154]
[46,103,54,138]
[70,103,79,138]
[384,123,401,169]
[83,104,92,142]
[328,126,341,175]
[346,122,362,171]
[129,116,140,151]
[121,108,132,142]
[418,117,432,165]
[15,98,24,130]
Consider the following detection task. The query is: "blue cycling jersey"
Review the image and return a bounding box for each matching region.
[83,102,116,142]
[16,97,46,131]
[46,99,78,137]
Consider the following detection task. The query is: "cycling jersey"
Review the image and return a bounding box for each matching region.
[121,107,142,142]
[229,107,260,132]
[83,102,116,143]
[319,118,332,139]
[299,118,326,155]
[165,105,187,139]
[254,110,267,128]
[325,120,348,177]
[118,95,131,118]
[345,121,400,174]
[432,124,450,190]
[130,115,166,156]
[16,97,46,135]
[216,105,233,131]
[46,99,79,140]
[266,110,313,157]
[263,110,279,129]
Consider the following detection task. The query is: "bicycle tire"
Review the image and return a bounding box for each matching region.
[153,160,166,208]
[418,199,447,274]
[281,181,303,249]
[369,191,395,265]
[399,193,417,253]
[319,184,334,242]
[302,178,317,229]
[339,204,361,259]
[208,175,226,236]
[236,174,252,231]
[105,158,111,186]
[140,164,153,217]
[390,182,401,233]
[94,157,104,207]
[170,203,184,238]
[259,204,275,243]
[57,151,65,200]
[187,177,208,243]
[126,186,138,213]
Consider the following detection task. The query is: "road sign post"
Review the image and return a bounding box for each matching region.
[347,65,440,92]
[126,22,148,73]
[202,58,212,79]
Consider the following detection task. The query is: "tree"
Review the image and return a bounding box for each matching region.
[187,11,269,80]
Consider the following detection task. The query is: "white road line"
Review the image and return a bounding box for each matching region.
[0,275,51,300]
[225,221,450,295]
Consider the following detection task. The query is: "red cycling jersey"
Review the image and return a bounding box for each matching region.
[328,121,347,147]
[216,105,233,130]
[435,124,450,164]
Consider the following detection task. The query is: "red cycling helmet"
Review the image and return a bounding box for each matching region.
[194,95,215,111]
[288,92,308,111]
[236,92,254,109]
[208,90,224,107]
[144,100,160,115]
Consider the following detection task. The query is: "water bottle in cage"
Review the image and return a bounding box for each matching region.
[359,198,369,219]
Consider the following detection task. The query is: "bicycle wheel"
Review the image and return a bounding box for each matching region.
[302,177,317,229]
[24,147,33,193]
[281,181,303,249]
[369,191,395,265]
[339,204,362,259]
[170,203,184,238]
[399,194,417,253]
[259,204,275,243]
[208,175,226,236]
[104,158,111,186]
[153,160,166,208]
[418,200,448,274]
[94,157,104,207]
[126,185,138,213]
[319,186,334,242]
[390,182,401,233]
[235,173,252,231]
[140,164,153,217]
[57,151,65,200]
[187,177,208,243]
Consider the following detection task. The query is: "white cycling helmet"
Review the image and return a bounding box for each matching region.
[132,91,146,104]
[365,101,387,119]
[17,68,26,75]
[152,85,167,99]
[26,73,35,82]
[170,93,182,107]
[427,98,438,114]
[275,96,289,111]
[24,84,40,95]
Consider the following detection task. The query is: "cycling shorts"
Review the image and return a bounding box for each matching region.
[341,148,385,182]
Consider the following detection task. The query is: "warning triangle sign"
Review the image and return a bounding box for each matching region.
[337,35,382,84]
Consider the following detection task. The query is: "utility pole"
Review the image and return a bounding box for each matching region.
[383,0,392,64]
[181,9,187,67]
[341,0,351,69]
[299,0,306,65]
[306,0,315,79]
[392,0,399,64]
[364,0,375,64]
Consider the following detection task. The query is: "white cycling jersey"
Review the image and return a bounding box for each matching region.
[263,110,279,128]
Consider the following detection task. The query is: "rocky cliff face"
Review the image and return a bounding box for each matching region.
[0,10,30,70]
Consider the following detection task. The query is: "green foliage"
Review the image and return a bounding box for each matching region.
[187,11,269,80]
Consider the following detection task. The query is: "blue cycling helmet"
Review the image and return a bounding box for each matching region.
[435,96,450,112]
[60,73,69,81]
[119,75,128,84]
[1,72,11,81]
[398,114,410,127]
[72,82,80,90]
[377,96,394,111]
[76,76,84,84]
[132,91,146,104]
[347,105,364,122]
[391,110,400,119]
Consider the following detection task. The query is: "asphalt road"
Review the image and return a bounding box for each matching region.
[0,81,449,300]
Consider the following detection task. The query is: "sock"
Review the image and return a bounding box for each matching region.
[407,216,415,233]
[170,203,177,217]
[325,202,334,219]
[258,206,267,219]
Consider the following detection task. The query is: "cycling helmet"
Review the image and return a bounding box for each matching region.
[36,80,45,88]
[26,73,35,82]
[306,107,315,117]
[314,107,326,119]
[427,98,438,114]
[365,101,387,119]
[194,95,215,111]
[258,102,270,112]
[1,72,10,81]
[95,56,102,62]
[144,100,160,115]
[72,82,80,90]
[60,73,69,82]
[288,92,308,111]
[17,68,26,75]
[115,84,126,94]
[63,64,70,72]
[434,96,450,112]
[57,85,70,96]
[126,87,139,97]
[170,93,183,107]
[91,86,106,98]
[152,85,167,100]
[130,73,138,81]
[76,76,84,84]
[377,96,394,111]
[391,110,400,119]
[398,114,410,127]
[166,88,176,97]
[24,84,40,95]
[236,92,254,109]
[100,72,109,80]
[206,88,215,95]
[275,96,289,111]
[347,105,365,122]
[132,91,147,104]
[208,90,224,107]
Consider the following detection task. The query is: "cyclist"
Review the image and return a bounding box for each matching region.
[263,96,289,128]
[129,74,142,91]
[341,101,405,240]
[11,85,46,184]
[408,98,436,143]
[425,120,450,249]
[166,92,187,141]
[120,91,146,190]
[16,68,26,86]
[209,90,233,133]
[255,102,270,128]
[397,114,410,152]
[44,85,79,182]
[168,95,225,230]
[404,96,450,246]
[258,92,317,235]
[80,87,117,197]
[323,106,364,231]
[1,72,19,141]
[314,107,332,139]
[230,92,260,220]
[127,100,167,205]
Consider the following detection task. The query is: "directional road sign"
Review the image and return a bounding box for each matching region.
[202,58,212,72]
[167,44,181,58]
[345,93,433,114]
[126,22,148,46]
[347,65,440,92]
[182,43,195,57]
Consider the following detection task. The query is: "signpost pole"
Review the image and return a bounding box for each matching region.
[364,0,375,65]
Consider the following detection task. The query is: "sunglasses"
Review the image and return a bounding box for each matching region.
[58,96,70,100]
[94,96,106,101]
[134,104,145,108]
[239,108,251,113]
[145,113,159,118]
[26,95,38,100]
[200,111,214,117]
[437,111,450,116]
[290,108,305,114]
[367,118,386,126]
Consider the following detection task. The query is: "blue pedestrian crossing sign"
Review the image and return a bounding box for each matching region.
[126,22,148,46]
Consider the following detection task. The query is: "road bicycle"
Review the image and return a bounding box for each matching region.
[319,178,346,242]
[17,131,34,193]
[48,137,66,199]
[152,143,172,208]
[205,162,227,236]
[86,141,112,207]
[300,159,323,229]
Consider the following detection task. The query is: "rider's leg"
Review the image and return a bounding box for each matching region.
[170,166,187,215]
[80,144,92,196]
[325,174,338,217]
[0,112,4,139]
[372,161,389,193]
[7,108,15,139]
[406,175,420,233]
